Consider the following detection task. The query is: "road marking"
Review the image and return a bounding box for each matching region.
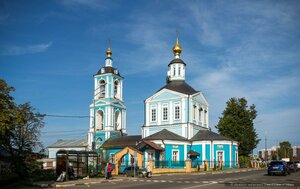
[153,180,159,182]
[183,182,217,189]
[184,181,190,183]
[177,181,182,183]
[193,181,199,183]
[202,181,209,183]
[161,180,166,182]
[168,180,174,183]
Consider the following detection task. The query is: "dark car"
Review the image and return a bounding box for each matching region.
[123,166,149,177]
[287,161,298,172]
[268,160,290,176]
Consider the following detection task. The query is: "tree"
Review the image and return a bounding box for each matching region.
[278,141,293,160]
[0,79,16,136]
[216,97,260,157]
[0,79,45,177]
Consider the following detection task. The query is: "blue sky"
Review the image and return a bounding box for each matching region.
[1,0,299,153]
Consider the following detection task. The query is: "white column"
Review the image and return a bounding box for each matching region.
[230,142,232,168]
[182,98,186,122]
[157,103,161,125]
[184,144,187,160]
[169,102,173,124]
[145,103,149,126]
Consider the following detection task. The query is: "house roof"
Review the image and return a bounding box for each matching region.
[138,140,164,151]
[143,129,188,141]
[96,66,122,77]
[158,80,198,95]
[187,150,200,156]
[168,58,186,66]
[190,130,233,141]
[48,139,88,148]
[101,135,142,149]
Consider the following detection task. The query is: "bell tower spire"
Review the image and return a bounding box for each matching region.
[105,38,113,67]
[167,31,186,81]
[172,30,182,59]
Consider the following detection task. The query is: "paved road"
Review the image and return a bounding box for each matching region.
[70,169,300,189]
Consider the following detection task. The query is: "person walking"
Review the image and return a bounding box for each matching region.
[107,162,114,179]
[146,164,151,178]
[105,163,109,180]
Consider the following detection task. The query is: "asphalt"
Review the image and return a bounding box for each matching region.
[32,168,262,188]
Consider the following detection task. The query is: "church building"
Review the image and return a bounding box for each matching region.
[92,36,238,171]
[48,35,238,173]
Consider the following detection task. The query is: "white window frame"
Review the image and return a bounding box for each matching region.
[174,103,180,120]
[162,104,168,121]
[193,105,196,120]
[99,80,106,98]
[147,150,155,161]
[114,80,119,98]
[216,150,224,162]
[235,151,238,165]
[110,153,115,164]
[150,107,157,122]
[172,150,179,161]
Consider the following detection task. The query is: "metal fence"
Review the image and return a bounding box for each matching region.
[154,160,186,168]
[191,160,239,169]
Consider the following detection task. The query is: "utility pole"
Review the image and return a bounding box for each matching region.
[265,135,267,161]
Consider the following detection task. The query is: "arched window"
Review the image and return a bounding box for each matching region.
[99,80,106,98]
[96,110,104,130]
[178,65,181,76]
[114,80,119,98]
[115,110,121,130]
[96,137,102,142]
[173,66,176,76]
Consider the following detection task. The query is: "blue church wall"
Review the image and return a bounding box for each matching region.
[214,144,230,168]
[165,144,185,168]
[190,144,202,168]
[232,144,238,168]
[205,144,211,167]
[95,132,106,147]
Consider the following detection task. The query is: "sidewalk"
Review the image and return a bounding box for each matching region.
[33,168,263,188]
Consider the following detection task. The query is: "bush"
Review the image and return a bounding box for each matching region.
[239,156,250,168]
[31,169,56,182]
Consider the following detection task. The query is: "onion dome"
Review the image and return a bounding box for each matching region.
[172,33,182,57]
[106,47,112,56]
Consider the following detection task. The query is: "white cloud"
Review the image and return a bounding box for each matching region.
[58,0,110,10]
[0,42,52,56]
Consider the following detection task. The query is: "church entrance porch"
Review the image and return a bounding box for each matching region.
[113,146,143,175]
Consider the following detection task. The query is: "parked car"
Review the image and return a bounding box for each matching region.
[268,160,290,176]
[287,161,298,172]
[123,166,150,177]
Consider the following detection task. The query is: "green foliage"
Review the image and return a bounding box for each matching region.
[278,141,293,160]
[0,79,45,178]
[215,97,260,156]
[31,168,56,182]
[239,156,250,168]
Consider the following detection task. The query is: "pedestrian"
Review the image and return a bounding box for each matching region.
[146,164,151,178]
[105,163,109,179]
[107,162,114,179]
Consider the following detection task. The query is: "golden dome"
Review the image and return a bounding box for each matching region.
[106,47,112,56]
[172,33,182,56]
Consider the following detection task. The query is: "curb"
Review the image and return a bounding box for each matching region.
[33,169,263,188]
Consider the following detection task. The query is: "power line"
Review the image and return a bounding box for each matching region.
[45,114,91,118]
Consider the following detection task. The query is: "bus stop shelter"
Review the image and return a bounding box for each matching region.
[56,150,99,180]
